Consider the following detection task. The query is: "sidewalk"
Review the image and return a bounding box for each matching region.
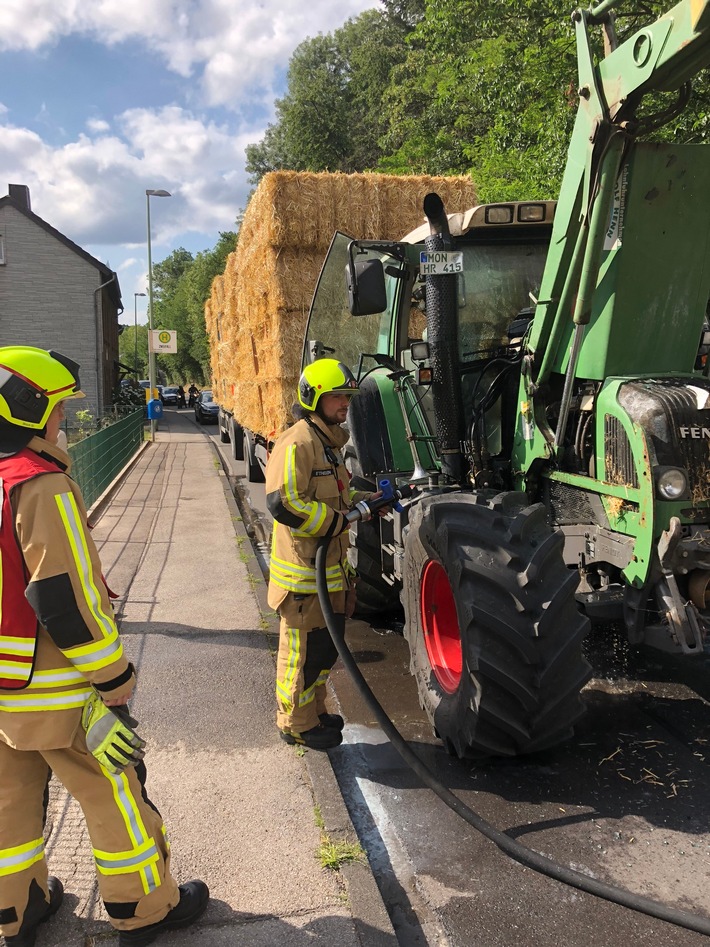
[39,409,396,946]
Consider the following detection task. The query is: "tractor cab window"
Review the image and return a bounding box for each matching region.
[305,232,397,376]
[456,242,548,363]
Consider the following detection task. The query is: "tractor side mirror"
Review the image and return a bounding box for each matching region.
[346,258,387,316]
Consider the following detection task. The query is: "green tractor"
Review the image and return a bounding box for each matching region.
[304,0,710,758]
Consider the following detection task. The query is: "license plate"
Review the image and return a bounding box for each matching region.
[419,250,463,276]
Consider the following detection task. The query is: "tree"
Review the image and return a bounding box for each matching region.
[151,232,239,385]
[245,123,291,183]
[118,325,149,380]
[378,0,708,200]
[244,5,423,184]
[181,231,239,379]
[247,1,707,195]
[151,249,195,383]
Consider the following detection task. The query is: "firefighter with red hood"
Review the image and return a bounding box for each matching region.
[0,346,208,947]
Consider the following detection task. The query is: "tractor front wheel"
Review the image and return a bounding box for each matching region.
[403,492,591,758]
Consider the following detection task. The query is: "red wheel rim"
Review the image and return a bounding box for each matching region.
[420,560,462,694]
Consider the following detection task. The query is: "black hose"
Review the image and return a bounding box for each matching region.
[315,537,710,937]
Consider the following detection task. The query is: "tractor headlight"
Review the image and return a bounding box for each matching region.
[656,468,688,500]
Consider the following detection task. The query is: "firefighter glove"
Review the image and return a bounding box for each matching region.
[82,693,146,774]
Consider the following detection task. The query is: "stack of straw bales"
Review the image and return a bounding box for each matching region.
[205,170,477,437]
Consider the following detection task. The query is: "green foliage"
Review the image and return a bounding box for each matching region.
[317,837,364,871]
[113,385,145,409]
[119,324,149,380]
[74,409,95,440]
[245,6,422,183]
[150,231,239,385]
[244,0,709,200]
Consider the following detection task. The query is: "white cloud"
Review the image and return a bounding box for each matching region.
[0,0,178,52]
[0,0,382,306]
[0,0,379,108]
[0,106,254,246]
[86,118,111,133]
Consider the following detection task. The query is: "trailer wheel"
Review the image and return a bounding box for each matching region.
[403,492,591,758]
[219,413,230,443]
[244,429,265,483]
[229,417,244,461]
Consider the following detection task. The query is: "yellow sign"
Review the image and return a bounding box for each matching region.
[150,330,178,354]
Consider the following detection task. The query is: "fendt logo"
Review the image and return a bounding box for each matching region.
[679,426,710,439]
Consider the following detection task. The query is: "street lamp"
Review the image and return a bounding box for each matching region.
[133,292,146,380]
[145,188,171,440]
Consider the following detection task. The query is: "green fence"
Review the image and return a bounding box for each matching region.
[68,408,145,509]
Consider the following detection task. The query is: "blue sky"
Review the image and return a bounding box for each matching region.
[0,0,378,322]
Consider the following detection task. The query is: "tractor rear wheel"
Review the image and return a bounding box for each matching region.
[403,491,591,758]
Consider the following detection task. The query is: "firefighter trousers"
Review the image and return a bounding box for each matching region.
[0,727,179,938]
[275,591,344,734]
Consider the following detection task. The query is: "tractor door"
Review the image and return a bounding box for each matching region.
[305,231,436,479]
[303,231,408,372]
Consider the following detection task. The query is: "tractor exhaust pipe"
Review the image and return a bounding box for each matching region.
[423,193,465,484]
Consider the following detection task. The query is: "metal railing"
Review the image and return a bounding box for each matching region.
[68,408,145,508]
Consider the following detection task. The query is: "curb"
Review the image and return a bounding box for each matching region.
[211,444,398,947]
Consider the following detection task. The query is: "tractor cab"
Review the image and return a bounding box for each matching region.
[304,201,556,483]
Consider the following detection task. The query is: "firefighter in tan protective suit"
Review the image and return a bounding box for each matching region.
[0,347,208,947]
[266,358,376,751]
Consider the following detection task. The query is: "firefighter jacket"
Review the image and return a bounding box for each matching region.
[0,436,135,751]
[266,410,370,609]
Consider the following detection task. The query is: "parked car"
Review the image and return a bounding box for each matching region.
[162,386,179,406]
[195,390,219,424]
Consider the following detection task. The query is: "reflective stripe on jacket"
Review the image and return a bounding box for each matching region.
[0,437,135,751]
[265,413,368,606]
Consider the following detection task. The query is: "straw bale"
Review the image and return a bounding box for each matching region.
[206,170,477,434]
[211,274,225,308]
[243,170,477,249]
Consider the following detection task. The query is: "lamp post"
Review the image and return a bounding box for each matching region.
[145,188,171,440]
[133,292,146,380]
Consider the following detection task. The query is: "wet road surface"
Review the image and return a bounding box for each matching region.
[200,414,710,947]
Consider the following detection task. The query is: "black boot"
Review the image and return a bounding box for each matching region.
[5,877,63,947]
[117,880,209,947]
[280,723,342,750]
[318,712,345,731]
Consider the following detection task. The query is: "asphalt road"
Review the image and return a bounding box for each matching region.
[193,409,710,947]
